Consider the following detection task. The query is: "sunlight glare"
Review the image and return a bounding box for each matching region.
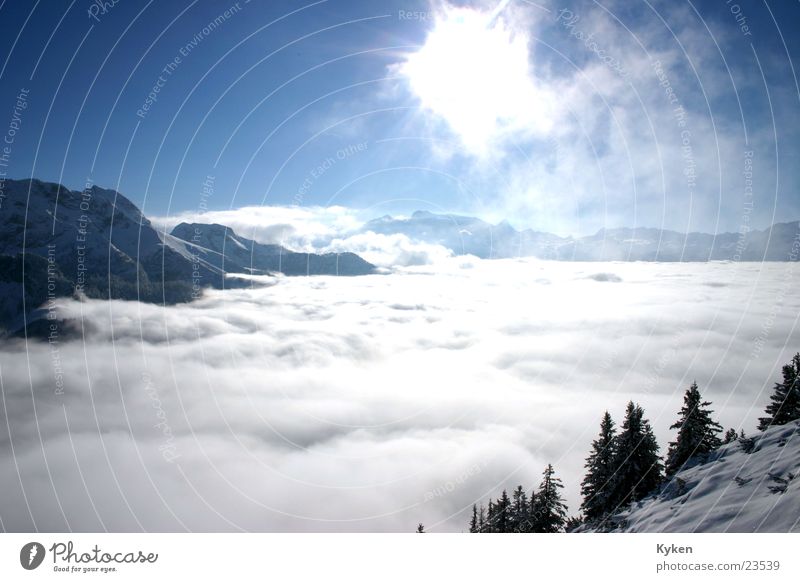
[399,4,552,154]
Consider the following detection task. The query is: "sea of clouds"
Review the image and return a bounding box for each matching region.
[0,258,798,532]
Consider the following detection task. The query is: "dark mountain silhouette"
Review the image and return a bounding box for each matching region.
[0,179,374,336]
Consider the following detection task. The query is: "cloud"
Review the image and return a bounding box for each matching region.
[586,272,623,282]
[152,205,365,251]
[153,206,455,268]
[385,0,796,235]
[321,231,454,267]
[1,259,797,531]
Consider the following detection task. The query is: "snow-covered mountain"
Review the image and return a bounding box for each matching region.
[170,222,374,276]
[363,211,800,261]
[363,210,561,259]
[583,420,800,532]
[0,178,214,333]
[0,179,374,335]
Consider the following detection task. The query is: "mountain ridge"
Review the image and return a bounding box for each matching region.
[169,221,375,276]
[363,211,800,261]
[0,179,375,336]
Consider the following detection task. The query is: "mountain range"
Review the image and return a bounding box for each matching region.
[0,179,374,335]
[2,178,798,336]
[364,210,800,261]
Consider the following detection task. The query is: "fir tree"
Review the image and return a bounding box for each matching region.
[510,485,529,532]
[609,401,663,509]
[525,489,537,533]
[469,504,478,533]
[484,497,497,533]
[485,499,496,533]
[477,504,486,533]
[492,490,511,533]
[758,353,800,430]
[531,464,568,532]
[665,382,722,475]
[580,411,617,520]
[723,428,738,444]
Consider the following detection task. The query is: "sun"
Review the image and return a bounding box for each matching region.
[397,3,552,155]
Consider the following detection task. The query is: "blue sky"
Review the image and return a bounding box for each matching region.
[0,0,798,235]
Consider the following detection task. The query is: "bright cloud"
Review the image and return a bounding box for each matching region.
[0,260,797,531]
[394,3,555,155]
[153,205,364,251]
[321,231,454,268]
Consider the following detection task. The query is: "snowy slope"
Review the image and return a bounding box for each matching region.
[588,421,800,532]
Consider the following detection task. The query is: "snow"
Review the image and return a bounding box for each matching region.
[228,234,248,251]
[586,421,800,532]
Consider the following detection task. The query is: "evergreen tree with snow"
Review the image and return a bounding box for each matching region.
[478,504,486,533]
[469,504,478,533]
[510,485,529,532]
[758,353,800,430]
[531,464,568,532]
[580,411,618,520]
[723,428,738,443]
[665,382,722,475]
[416,523,425,533]
[609,401,663,509]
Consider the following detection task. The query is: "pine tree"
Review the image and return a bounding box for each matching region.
[580,411,617,520]
[531,464,568,532]
[723,428,738,443]
[477,504,486,533]
[469,504,478,533]
[609,401,663,509]
[485,499,495,533]
[665,382,723,475]
[525,489,537,532]
[492,490,511,533]
[510,485,529,532]
[758,353,800,430]
[416,523,425,533]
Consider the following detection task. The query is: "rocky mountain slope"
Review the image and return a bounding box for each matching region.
[0,179,374,335]
[170,222,374,276]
